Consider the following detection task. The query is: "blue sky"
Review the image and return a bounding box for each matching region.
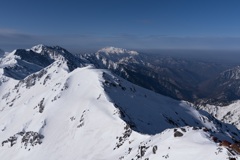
[1,0,240,52]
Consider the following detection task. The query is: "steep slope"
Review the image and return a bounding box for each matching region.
[0,53,239,159]
[0,44,85,80]
[197,101,240,130]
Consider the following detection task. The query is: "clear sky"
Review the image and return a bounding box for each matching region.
[0,0,240,52]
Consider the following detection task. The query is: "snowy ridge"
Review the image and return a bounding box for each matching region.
[198,101,240,130]
[29,44,83,65]
[85,46,142,73]
[0,45,239,159]
[0,50,18,68]
[0,45,86,80]
[31,44,44,54]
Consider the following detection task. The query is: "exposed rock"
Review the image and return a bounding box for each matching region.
[38,98,45,113]
[174,131,183,137]
[2,131,44,148]
[220,140,231,147]
[152,145,158,154]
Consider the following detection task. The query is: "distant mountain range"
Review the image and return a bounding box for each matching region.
[81,46,239,106]
[0,45,239,159]
[2,45,239,106]
[197,66,240,105]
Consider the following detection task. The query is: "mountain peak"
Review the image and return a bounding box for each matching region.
[30,44,67,54]
[1,45,85,80]
[31,44,45,53]
[97,46,139,55]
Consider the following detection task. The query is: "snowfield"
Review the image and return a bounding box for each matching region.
[0,45,239,160]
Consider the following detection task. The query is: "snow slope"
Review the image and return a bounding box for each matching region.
[198,101,240,130]
[0,46,239,160]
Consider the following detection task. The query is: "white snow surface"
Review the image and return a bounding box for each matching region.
[93,47,142,71]
[199,101,240,130]
[97,46,139,55]
[31,44,44,53]
[0,51,239,159]
[0,50,18,68]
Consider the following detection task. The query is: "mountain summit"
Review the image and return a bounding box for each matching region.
[97,46,139,55]
[0,45,86,80]
[0,45,239,160]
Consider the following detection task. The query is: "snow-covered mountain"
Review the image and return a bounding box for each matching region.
[197,100,240,130]
[83,47,231,103]
[0,45,86,80]
[0,45,239,159]
[84,46,142,70]
[98,46,139,56]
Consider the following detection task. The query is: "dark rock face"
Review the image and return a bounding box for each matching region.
[152,145,158,154]
[3,49,54,80]
[38,98,45,113]
[14,49,54,67]
[230,143,240,153]
[174,131,183,137]
[114,124,132,149]
[21,131,44,147]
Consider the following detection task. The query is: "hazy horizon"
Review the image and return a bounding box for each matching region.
[2,44,240,65]
[1,0,240,53]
